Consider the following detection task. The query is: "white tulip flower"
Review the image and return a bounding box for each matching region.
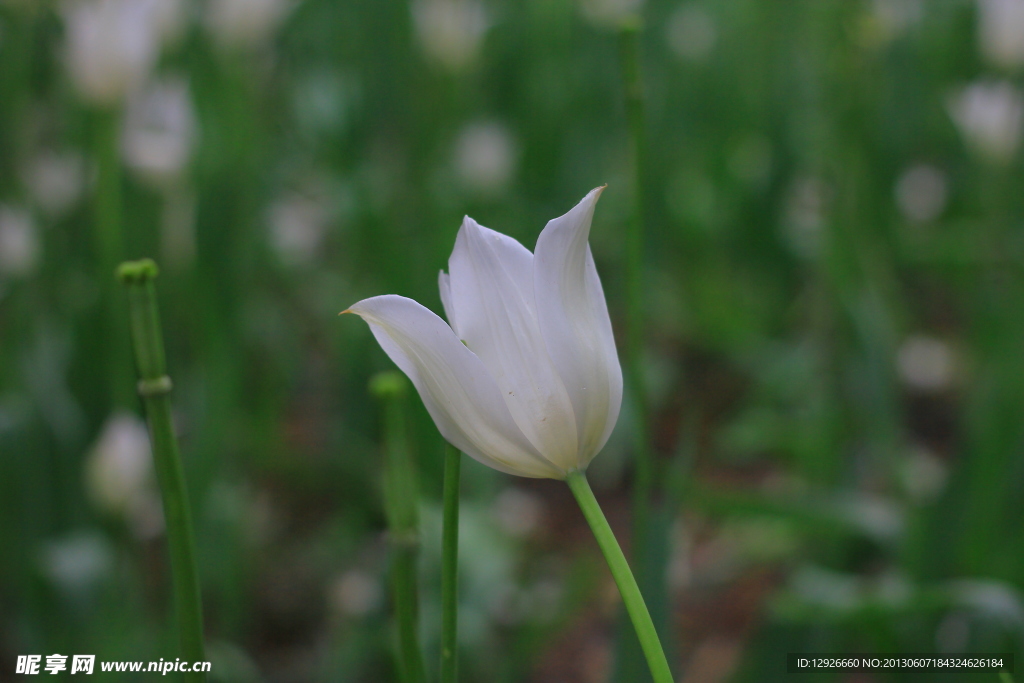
[61,0,182,107]
[345,187,622,479]
[948,80,1024,163]
[977,0,1024,70]
[122,77,196,184]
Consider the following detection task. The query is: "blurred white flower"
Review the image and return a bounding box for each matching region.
[412,0,488,71]
[948,579,1024,628]
[39,533,113,594]
[85,411,164,539]
[293,70,359,138]
[22,151,85,217]
[666,4,717,62]
[948,81,1024,163]
[579,0,644,27]
[61,0,182,107]
[268,187,329,266]
[0,205,39,278]
[122,77,196,184]
[977,0,1024,69]
[329,570,383,617]
[897,335,955,392]
[895,164,947,223]
[206,0,292,49]
[454,121,517,195]
[833,494,904,543]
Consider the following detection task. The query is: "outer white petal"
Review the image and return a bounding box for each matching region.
[347,295,563,478]
[533,187,622,466]
[448,217,580,469]
[438,270,459,335]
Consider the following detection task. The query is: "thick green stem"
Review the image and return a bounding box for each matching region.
[565,471,672,683]
[370,372,427,683]
[118,259,206,682]
[440,443,461,683]
[391,543,425,683]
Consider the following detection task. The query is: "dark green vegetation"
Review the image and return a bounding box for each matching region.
[1,0,1022,681]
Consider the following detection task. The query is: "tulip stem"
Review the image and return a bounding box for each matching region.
[371,372,427,683]
[117,259,207,682]
[440,443,461,683]
[565,471,672,683]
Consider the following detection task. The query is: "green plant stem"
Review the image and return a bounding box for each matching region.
[618,16,653,566]
[617,18,663,682]
[565,471,672,683]
[118,259,206,682]
[98,110,132,408]
[1000,671,1014,683]
[440,443,461,683]
[391,542,425,683]
[371,372,427,683]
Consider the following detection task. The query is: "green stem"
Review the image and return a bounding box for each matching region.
[118,259,206,682]
[440,443,461,683]
[618,16,653,564]
[370,372,427,683]
[391,543,425,683]
[1000,671,1014,683]
[565,471,672,683]
[617,18,662,682]
[97,109,132,408]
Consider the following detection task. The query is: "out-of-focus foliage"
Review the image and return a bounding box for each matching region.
[1,0,1023,680]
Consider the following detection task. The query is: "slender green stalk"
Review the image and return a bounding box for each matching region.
[565,471,672,683]
[618,15,654,568]
[118,259,206,682]
[1000,671,1014,683]
[99,110,132,408]
[617,17,664,682]
[440,443,461,683]
[370,372,427,683]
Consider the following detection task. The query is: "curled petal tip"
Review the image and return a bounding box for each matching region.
[339,309,353,316]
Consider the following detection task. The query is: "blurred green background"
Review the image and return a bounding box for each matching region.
[2,0,1024,680]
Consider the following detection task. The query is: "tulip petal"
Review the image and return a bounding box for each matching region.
[448,217,580,468]
[348,295,563,478]
[438,270,459,335]
[533,187,623,465]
